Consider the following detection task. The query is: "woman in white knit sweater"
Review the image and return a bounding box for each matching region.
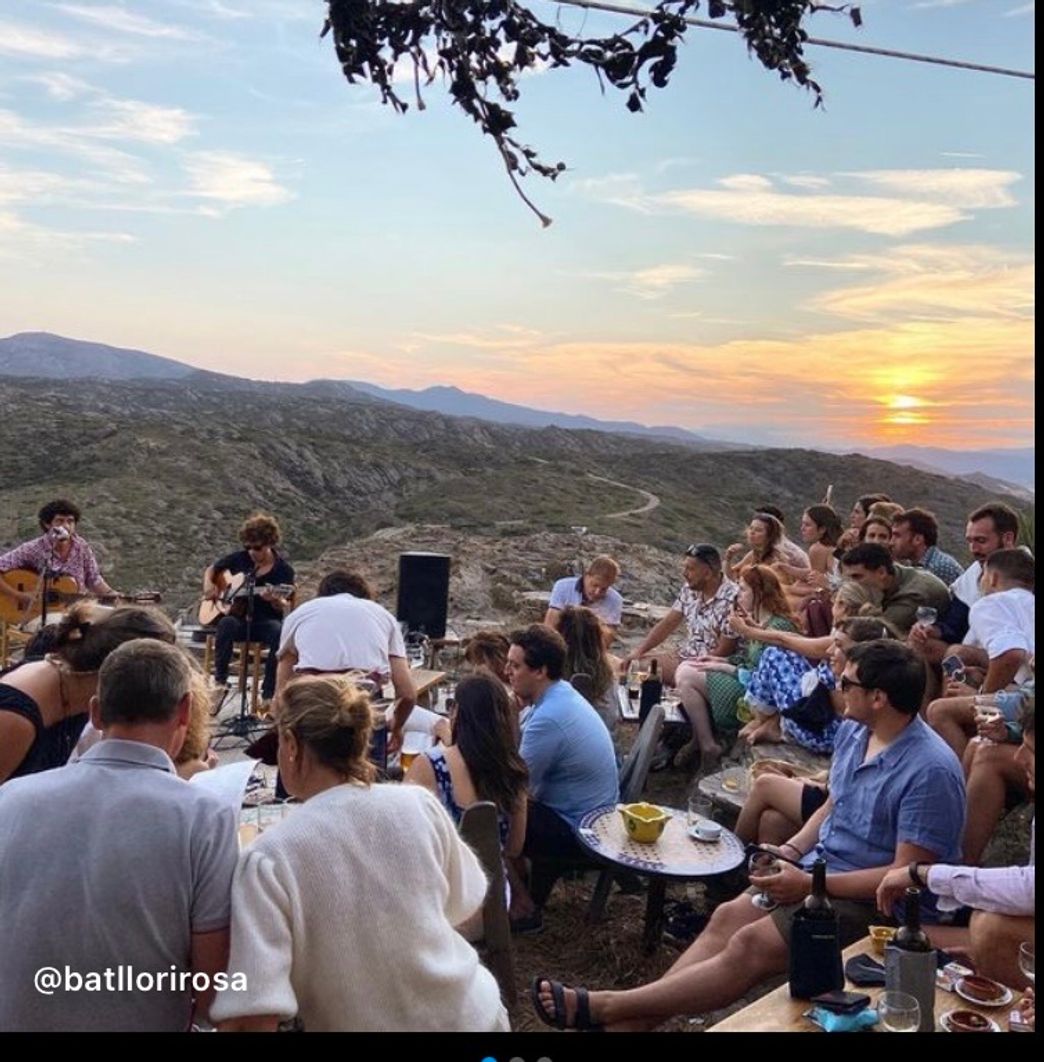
[211,675,509,1032]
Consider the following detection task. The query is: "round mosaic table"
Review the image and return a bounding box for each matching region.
[576,804,746,951]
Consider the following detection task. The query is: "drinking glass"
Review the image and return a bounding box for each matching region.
[1019,941,1035,985]
[914,606,937,630]
[876,991,920,1032]
[974,699,1004,746]
[748,850,782,911]
[688,794,713,830]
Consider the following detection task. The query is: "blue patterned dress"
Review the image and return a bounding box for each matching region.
[745,649,840,754]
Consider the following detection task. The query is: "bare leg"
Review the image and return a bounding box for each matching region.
[970,911,1035,988]
[674,665,721,771]
[535,905,786,1031]
[962,741,1026,865]
[734,773,806,844]
[507,856,534,918]
[926,695,977,759]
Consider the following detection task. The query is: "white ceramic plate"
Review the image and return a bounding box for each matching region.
[939,1009,1001,1033]
[954,979,1014,1008]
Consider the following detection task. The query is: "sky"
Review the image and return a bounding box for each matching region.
[0,0,1035,450]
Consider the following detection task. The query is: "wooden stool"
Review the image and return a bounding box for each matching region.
[203,634,268,715]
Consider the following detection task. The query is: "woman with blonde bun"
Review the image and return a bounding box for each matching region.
[212,675,509,1032]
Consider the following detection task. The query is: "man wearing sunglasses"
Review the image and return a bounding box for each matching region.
[203,512,296,705]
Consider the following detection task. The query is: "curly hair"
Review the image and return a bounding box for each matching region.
[239,512,281,547]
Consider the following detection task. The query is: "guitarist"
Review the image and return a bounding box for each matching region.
[0,499,119,616]
[202,513,295,705]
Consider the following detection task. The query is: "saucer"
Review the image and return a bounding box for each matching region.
[688,824,721,843]
[954,977,1014,1008]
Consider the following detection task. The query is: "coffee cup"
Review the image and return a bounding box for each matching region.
[692,821,722,842]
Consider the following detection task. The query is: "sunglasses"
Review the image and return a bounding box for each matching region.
[685,544,719,563]
[245,543,267,552]
[839,676,870,692]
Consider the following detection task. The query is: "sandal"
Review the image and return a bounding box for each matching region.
[530,976,603,1030]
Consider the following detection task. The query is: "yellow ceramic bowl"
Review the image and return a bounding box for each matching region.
[618,802,671,844]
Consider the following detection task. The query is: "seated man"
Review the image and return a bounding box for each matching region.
[910,502,1020,665]
[531,640,965,1030]
[0,640,238,1031]
[275,568,416,749]
[0,498,119,617]
[621,544,740,769]
[877,695,1034,989]
[506,624,619,932]
[927,548,1034,757]
[890,507,964,585]
[543,555,624,647]
[841,542,950,636]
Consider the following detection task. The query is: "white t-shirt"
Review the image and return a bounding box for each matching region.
[278,594,406,675]
[951,561,983,607]
[966,587,1035,685]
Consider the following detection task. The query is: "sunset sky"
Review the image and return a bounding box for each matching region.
[0,0,1034,450]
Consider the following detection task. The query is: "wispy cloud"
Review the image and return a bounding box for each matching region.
[577,168,1022,237]
[0,209,135,262]
[584,263,707,300]
[23,72,96,101]
[0,20,86,59]
[182,151,293,210]
[85,98,197,144]
[54,4,197,40]
[1004,1,1034,13]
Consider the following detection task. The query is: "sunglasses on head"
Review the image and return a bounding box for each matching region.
[685,544,719,563]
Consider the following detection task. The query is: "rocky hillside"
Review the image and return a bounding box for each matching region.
[0,376,1024,616]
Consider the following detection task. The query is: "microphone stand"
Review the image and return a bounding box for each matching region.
[213,565,268,748]
[40,531,65,627]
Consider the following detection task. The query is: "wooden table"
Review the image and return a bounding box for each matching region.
[709,936,1018,1032]
[382,667,446,702]
[575,803,745,952]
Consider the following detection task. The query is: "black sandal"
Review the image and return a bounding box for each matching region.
[530,977,604,1030]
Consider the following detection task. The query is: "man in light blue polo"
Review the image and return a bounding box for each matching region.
[530,640,967,1029]
[0,640,238,1032]
[544,555,624,644]
[506,623,618,932]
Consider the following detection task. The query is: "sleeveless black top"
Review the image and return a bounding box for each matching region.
[0,682,88,780]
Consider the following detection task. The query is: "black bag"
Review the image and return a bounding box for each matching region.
[781,681,835,733]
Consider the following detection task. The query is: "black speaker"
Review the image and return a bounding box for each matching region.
[396,552,451,639]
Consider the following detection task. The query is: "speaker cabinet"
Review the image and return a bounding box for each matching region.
[396,552,451,639]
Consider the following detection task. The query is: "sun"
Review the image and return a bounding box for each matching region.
[887,394,927,410]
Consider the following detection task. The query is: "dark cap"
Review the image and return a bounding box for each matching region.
[685,543,721,568]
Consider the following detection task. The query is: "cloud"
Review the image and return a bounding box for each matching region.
[913,0,975,7]
[585,263,707,300]
[24,72,96,101]
[578,168,1022,237]
[86,98,197,144]
[0,20,85,58]
[0,208,135,262]
[803,244,1034,322]
[182,152,293,209]
[1004,1,1034,12]
[54,4,197,40]
[842,169,1020,209]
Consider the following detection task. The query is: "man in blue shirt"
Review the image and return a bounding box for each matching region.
[531,640,966,1030]
[507,624,618,933]
[543,555,624,645]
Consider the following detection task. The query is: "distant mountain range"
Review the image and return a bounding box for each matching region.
[0,331,1033,492]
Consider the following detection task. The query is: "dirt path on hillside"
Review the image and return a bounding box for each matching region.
[586,473,662,518]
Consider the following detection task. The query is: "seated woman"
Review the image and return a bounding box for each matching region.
[736,608,896,754]
[734,763,829,847]
[838,492,892,552]
[0,604,176,784]
[405,671,528,860]
[859,514,894,546]
[212,675,509,1032]
[673,566,798,773]
[724,512,788,582]
[557,605,618,737]
[781,505,844,630]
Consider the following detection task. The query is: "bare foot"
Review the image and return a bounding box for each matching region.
[698,744,722,776]
[750,717,782,745]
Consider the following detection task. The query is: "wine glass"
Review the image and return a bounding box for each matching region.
[1019,941,1035,985]
[748,850,782,911]
[914,606,937,631]
[974,698,1004,747]
[876,990,920,1032]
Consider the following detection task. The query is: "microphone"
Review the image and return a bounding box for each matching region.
[50,526,70,541]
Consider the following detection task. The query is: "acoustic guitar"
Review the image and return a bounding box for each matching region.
[0,568,162,626]
[198,570,295,627]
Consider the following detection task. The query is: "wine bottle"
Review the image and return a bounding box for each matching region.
[638,658,663,726]
[788,858,843,998]
[884,887,935,1031]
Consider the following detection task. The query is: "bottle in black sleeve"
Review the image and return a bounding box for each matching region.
[788,858,844,998]
[638,658,663,726]
[884,887,935,1031]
